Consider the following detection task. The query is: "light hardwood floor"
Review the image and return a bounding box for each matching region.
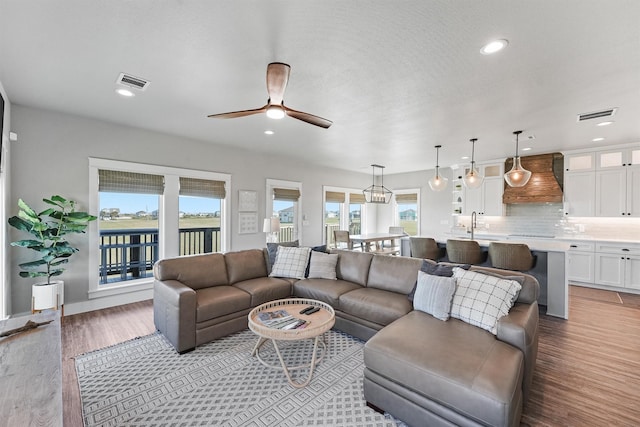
[61,286,640,426]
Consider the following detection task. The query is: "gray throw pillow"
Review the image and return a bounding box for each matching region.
[266,240,299,268]
[407,261,471,302]
[413,271,456,321]
[269,246,311,280]
[307,251,338,280]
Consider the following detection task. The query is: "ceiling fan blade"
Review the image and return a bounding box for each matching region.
[207,105,268,119]
[284,106,333,129]
[266,62,290,105]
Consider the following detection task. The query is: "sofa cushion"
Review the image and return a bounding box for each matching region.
[364,310,524,427]
[413,271,456,321]
[269,246,311,279]
[195,286,251,322]
[232,277,292,307]
[339,288,413,326]
[451,268,522,335]
[225,249,269,285]
[154,253,228,290]
[307,251,338,280]
[293,279,362,309]
[333,250,374,286]
[367,255,422,294]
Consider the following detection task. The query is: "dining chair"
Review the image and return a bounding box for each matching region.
[333,230,354,250]
[385,226,406,255]
[488,242,536,271]
[445,239,486,265]
[409,237,442,261]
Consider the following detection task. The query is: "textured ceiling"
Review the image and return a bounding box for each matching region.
[1,0,639,174]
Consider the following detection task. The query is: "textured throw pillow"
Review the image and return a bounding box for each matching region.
[266,241,299,268]
[307,251,338,280]
[407,262,471,302]
[269,246,311,279]
[450,268,522,335]
[475,270,524,304]
[304,245,329,277]
[413,271,456,321]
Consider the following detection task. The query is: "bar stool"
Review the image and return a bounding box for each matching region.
[488,242,536,271]
[409,237,442,261]
[445,239,485,265]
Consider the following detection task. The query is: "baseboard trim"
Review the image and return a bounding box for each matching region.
[64,289,153,316]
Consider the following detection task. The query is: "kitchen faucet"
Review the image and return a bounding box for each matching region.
[470,211,477,240]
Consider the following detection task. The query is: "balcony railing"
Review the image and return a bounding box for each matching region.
[99,227,221,284]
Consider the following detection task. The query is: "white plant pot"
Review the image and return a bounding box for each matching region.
[32,280,64,311]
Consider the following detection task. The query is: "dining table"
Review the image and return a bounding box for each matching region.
[348,232,407,253]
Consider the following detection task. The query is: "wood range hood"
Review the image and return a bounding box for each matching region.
[502,153,564,204]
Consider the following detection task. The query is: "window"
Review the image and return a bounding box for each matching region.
[89,158,230,298]
[267,179,301,243]
[323,187,367,247]
[394,190,420,236]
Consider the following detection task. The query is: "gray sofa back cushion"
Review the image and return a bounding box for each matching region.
[470,265,539,303]
[154,253,228,290]
[333,250,373,286]
[368,255,422,294]
[225,249,269,284]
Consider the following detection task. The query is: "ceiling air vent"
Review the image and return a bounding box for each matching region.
[116,73,151,91]
[577,108,617,122]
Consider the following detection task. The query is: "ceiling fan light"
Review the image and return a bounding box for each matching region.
[266,105,285,119]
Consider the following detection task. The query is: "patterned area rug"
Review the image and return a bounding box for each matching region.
[75,329,407,427]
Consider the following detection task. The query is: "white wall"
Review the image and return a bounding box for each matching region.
[7,105,373,314]
[0,79,11,319]
[383,167,454,237]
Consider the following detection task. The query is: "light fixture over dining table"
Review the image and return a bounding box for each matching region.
[363,164,392,204]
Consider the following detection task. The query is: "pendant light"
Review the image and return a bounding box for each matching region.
[363,164,392,203]
[504,130,532,187]
[428,145,448,191]
[463,138,484,189]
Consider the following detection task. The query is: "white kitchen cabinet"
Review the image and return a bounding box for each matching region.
[563,171,595,217]
[595,147,640,217]
[463,163,504,216]
[567,242,595,283]
[565,153,595,172]
[594,243,640,289]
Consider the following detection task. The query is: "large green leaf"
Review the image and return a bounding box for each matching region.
[19,271,48,278]
[17,199,38,219]
[10,239,45,249]
[18,259,48,269]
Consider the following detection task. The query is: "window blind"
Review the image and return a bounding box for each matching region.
[179,177,226,199]
[395,193,418,203]
[325,191,345,203]
[273,188,301,201]
[98,170,164,194]
[349,193,366,204]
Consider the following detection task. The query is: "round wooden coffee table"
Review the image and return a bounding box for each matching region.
[248,298,335,388]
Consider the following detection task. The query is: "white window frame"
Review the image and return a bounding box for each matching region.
[322,185,368,242]
[88,158,231,299]
[393,188,421,235]
[267,178,302,243]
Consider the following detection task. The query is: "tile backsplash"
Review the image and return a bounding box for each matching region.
[453,203,640,241]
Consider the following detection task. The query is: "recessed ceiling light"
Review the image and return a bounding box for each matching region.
[592,137,605,142]
[115,88,134,97]
[461,156,469,160]
[480,39,508,55]
[596,121,614,126]
[264,130,274,135]
[522,147,532,151]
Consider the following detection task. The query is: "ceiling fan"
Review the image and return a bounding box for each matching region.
[208,62,332,129]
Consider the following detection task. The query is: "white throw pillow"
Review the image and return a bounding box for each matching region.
[307,251,338,280]
[269,246,311,279]
[450,268,522,334]
[413,271,456,321]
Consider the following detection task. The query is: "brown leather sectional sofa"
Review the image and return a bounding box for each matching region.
[153,248,539,427]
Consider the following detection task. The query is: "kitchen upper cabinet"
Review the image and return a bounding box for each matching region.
[463,163,504,216]
[565,153,595,172]
[563,171,595,217]
[595,147,640,217]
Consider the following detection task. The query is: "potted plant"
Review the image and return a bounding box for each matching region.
[8,195,97,313]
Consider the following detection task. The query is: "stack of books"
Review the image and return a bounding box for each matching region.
[257,309,309,330]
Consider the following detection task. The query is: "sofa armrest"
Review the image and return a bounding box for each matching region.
[496,301,539,403]
[153,279,197,353]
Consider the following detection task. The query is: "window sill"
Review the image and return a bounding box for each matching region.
[88,279,153,299]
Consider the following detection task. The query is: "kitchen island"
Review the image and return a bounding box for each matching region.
[401,235,570,319]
